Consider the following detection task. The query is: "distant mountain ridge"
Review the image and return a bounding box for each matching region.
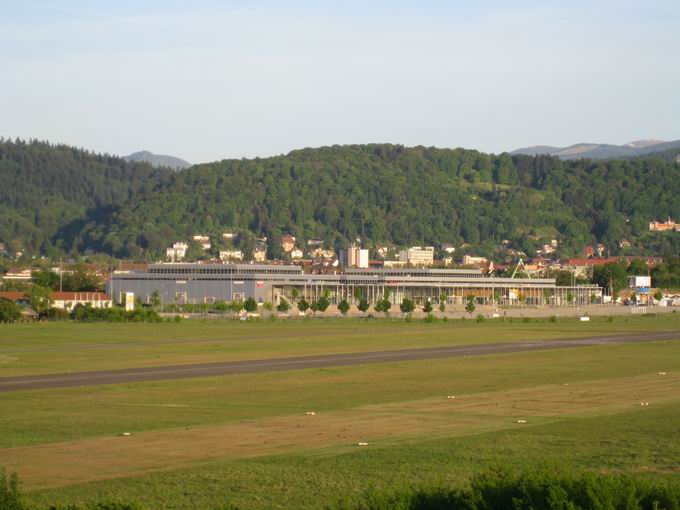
[124,150,191,170]
[512,139,680,160]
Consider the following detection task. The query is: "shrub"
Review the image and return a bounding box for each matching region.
[332,467,680,510]
[0,469,25,510]
[522,317,531,323]
[173,315,182,323]
[277,298,291,313]
[314,296,330,313]
[548,315,557,323]
[465,295,476,315]
[0,298,21,323]
[297,298,310,313]
[423,313,437,323]
[70,304,162,323]
[475,314,485,323]
[422,300,433,313]
[400,298,415,314]
[243,298,258,313]
[337,299,350,315]
[47,307,70,321]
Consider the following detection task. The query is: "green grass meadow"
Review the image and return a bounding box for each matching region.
[1,315,679,509]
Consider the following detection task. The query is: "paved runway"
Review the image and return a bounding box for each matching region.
[1,330,678,393]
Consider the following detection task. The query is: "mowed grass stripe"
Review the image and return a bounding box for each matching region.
[3,371,679,490]
[2,340,679,449]
[2,315,680,377]
[2,329,679,392]
[25,402,680,510]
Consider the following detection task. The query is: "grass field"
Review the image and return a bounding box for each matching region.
[1,314,679,376]
[1,315,680,509]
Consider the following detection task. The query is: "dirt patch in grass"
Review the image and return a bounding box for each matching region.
[3,371,679,490]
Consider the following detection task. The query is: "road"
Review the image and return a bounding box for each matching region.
[0,330,678,393]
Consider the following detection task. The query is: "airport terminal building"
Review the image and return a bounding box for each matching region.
[107,263,601,308]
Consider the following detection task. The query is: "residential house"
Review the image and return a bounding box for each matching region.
[463,255,488,266]
[0,291,30,306]
[219,250,243,261]
[192,235,211,250]
[2,267,32,282]
[50,291,112,311]
[166,242,188,261]
[649,217,680,232]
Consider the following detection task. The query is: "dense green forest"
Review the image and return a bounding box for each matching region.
[1,139,678,260]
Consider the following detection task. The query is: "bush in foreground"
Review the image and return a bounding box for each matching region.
[332,467,680,510]
[70,304,162,323]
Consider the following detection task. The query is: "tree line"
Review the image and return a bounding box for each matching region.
[1,139,679,261]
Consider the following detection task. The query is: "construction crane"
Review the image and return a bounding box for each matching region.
[511,258,532,279]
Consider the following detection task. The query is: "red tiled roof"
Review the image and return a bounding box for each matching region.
[117,263,149,271]
[49,292,111,301]
[567,256,664,267]
[567,258,621,266]
[0,291,28,301]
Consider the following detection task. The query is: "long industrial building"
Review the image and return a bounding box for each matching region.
[107,263,601,307]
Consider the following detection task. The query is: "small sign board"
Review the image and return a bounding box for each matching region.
[125,292,135,311]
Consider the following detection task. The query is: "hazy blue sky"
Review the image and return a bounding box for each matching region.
[1,0,679,163]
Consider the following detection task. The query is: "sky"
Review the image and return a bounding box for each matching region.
[1,0,679,163]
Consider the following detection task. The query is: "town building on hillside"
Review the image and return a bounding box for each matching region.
[166,242,188,261]
[619,239,631,249]
[536,244,555,257]
[399,246,434,266]
[463,255,488,266]
[253,248,267,262]
[441,243,456,254]
[628,276,651,289]
[1,268,32,282]
[281,235,296,253]
[219,250,243,261]
[222,232,235,240]
[50,292,112,311]
[340,245,369,268]
[649,217,680,232]
[290,248,304,260]
[307,238,324,247]
[192,235,211,250]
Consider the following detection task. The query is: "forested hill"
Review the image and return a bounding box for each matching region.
[1,139,679,260]
[0,139,172,256]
